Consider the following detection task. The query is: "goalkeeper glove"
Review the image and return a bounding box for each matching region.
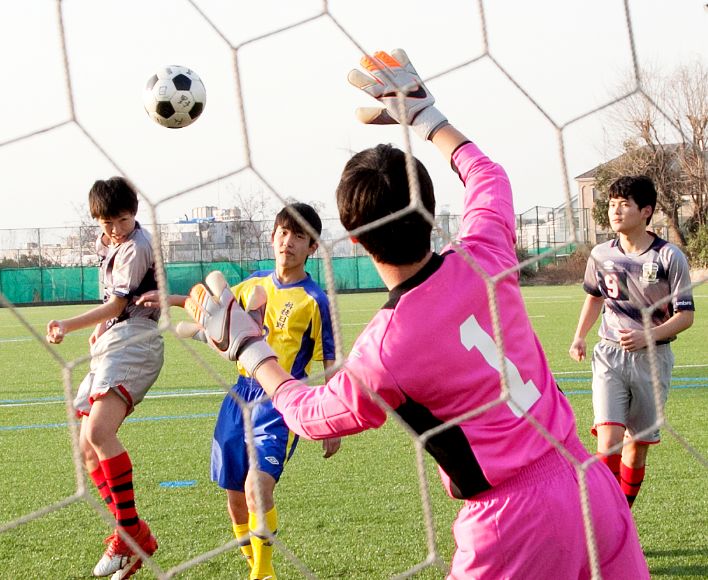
[177,285,266,344]
[181,271,276,375]
[348,48,448,140]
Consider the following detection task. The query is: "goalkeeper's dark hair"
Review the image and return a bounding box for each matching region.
[336,144,435,265]
[88,176,139,219]
[607,175,657,225]
[273,202,322,244]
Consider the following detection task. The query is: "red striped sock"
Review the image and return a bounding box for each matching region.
[89,466,116,517]
[101,452,140,536]
[620,463,645,508]
[597,453,622,484]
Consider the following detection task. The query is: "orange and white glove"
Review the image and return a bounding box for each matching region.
[179,271,275,375]
[347,48,448,140]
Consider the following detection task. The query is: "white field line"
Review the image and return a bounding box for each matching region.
[5,363,707,407]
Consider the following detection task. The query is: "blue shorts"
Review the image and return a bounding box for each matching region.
[211,376,298,491]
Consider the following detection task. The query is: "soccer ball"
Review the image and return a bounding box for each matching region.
[143,66,206,128]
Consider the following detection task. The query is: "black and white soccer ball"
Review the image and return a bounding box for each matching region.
[143,66,206,128]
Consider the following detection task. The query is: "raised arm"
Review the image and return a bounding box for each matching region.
[431,124,469,163]
[347,49,515,256]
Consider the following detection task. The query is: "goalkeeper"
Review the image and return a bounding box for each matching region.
[183,50,649,578]
[139,203,339,580]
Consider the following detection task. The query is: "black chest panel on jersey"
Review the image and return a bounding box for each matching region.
[395,395,491,499]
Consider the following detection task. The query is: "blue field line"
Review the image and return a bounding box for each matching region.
[0,395,66,404]
[2,383,706,432]
[562,383,707,395]
[159,480,198,488]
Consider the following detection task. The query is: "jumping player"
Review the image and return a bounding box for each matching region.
[140,203,339,580]
[46,176,163,580]
[182,50,650,578]
[569,175,695,507]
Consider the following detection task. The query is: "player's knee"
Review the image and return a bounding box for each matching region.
[84,421,115,450]
[622,441,650,467]
[79,437,99,466]
[596,426,625,452]
[244,474,276,513]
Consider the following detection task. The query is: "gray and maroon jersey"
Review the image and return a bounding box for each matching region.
[96,222,160,328]
[583,235,695,342]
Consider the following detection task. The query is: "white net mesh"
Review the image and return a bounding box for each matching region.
[1,1,706,579]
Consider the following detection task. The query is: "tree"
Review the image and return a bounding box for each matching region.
[686,224,708,268]
[227,185,278,261]
[71,201,102,264]
[594,61,708,246]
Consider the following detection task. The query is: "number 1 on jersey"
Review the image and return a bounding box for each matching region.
[459,315,541,417]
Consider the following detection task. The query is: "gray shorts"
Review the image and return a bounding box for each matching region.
[590,339,674,444]
[74,317,164,416]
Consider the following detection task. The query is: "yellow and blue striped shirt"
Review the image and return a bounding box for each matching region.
[232,271,334,379]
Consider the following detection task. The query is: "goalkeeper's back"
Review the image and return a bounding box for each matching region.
[329,140,577,497]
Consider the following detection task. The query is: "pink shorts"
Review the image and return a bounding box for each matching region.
[448,436,649,579]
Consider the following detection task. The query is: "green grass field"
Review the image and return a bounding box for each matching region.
[1,285,706,579]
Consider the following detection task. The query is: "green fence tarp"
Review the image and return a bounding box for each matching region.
[0,257,385,305]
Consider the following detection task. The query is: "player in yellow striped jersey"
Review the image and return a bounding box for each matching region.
[139,203,339,579]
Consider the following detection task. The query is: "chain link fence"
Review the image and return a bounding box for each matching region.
[0,210,600,305]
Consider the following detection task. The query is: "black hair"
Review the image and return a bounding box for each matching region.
[273,202,322,244]
[608,175,657,225]
[88,176,139,219]
[336,144,435,265]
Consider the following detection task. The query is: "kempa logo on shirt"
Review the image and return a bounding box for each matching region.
[264,456,280,465]
[603,260,615,271]
[642,261,659,283]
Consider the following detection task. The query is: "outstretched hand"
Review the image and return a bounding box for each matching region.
[181,271,276,375]
[348,48,448,140]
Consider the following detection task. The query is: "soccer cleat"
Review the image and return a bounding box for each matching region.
[109,521,158,580]
[93,531,131,577]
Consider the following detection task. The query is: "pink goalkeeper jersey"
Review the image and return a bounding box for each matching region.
[272,141,577,499]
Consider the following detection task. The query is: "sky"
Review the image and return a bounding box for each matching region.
[0,0,707,234]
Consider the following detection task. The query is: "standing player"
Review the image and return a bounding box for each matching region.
[141,203,339,580]
[182,50,649,578]
[46,177,163,580]
[569,175,695,507]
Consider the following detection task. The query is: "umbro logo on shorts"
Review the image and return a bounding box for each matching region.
[265,456,280,465]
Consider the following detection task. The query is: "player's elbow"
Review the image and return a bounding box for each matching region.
[679,310,695,332]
